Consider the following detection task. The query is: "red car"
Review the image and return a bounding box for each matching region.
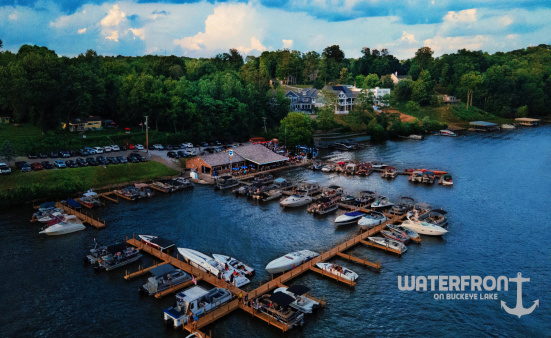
[31,162,44,171]
[128,144,136,150]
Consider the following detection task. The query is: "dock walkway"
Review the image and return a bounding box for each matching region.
[55,202,105,228]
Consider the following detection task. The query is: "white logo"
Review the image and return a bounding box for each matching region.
[501,272,539,318]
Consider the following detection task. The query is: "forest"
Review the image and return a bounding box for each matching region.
[0,38,550,144]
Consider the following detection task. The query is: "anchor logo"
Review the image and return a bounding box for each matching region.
[501,272,539,318]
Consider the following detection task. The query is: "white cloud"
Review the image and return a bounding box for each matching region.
[424,35,489,54]
[237,37,266,53]
[282,39,293,49]
[100,4,126,27]
[400,31,417,43]
[129,28,145,40]
[444,9,477,23]
[499,16,513,26]
[105,30,119,41]
[78,28,87,34]
[9,11,17,21]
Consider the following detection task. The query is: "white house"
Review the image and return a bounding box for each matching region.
[285,89,318,113]
[368,87,391,106]
[319,85,391,114]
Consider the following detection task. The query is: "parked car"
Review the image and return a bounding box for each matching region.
[96,156,108,165]
[28,153,38,159]
[78,149,90,156]
[148,145,156,150]
[177,151,187,157]
[200,142,208,147]
[215,141,222,146]
[0,163,12,174]
[31,162,43,171]
[84,147,96,154]
[92,147,104,154]
[153,144,164,150]
[103,146,112,153]
[54,160,67,169]
[116,156,127,163]
[107,157,119,164]
[128,144,136,150]
[15,161,28,169]
[76,158,88,167]
[111,145,120,151]
[135,144,144,150]
[172,144,181,150]
[69,150,77,157]
[86,157,99,166]
[120,145,127,151]
[127,155,139,163]
[60,151,70,158]
[49,151,59,158]
[65,160,78,168]
[167,151,179,158]
[183,143,194,148]
[39,153,49,158]
[41,161,54,170]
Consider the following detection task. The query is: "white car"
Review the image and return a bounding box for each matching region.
[135,144,144,150]
[93,147,104,154]
[85,147,96,154]
[183,142,194,148]
[0,163,11,174]
[153,144,164,150]
[54,160,67,168]
[111,145,120,151]
[103,146,112,152]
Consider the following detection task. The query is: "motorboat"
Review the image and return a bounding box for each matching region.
[357,163,374,176]
[371,162,388,169]
[381,230,409,243]
[371,196,394,209]
[439,130,457,137]
[408,203,431,221]
[178,248,250,287]
[215,176,240,190]
[340,195,356,204]
[501,124,516,129]
[422,171,436,184]
[390,197,414,215]
[321,185,343,198]
[335,211,365,226]
[387,224,420,241]
[174,177,195,188]
[344,163,357,175]
[37,202,56,212]
[256,188,282,202]
[37,211,65,223]
[401,218,448,236]
[297,180,320,195]
[408,171,423,183]
[333,142,355,151]
[427,209,448,227]
[316,263,358,281]
[321,166,332,172]
[400,134,423,140]
[381,167,397,178]
[95,243,142,271]
[233,185,249,195]
[368,237,408,254]
[78,190,102,208]
[405,168,449,176]
[280,190,312,207]
[265,250,319,274]
[39,215,85,235]
[256,293,305,328]
[274,285,319,313]
[212,254,255,277]
[307,197,339,215]
[140,264,192,296]
[358,211,386,228]
[438,174,453,186]
[138,235,175,252]
[164,286,233,328]
[355,191,376,206]
[273,177,291,189]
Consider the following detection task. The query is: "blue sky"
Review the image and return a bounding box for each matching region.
[1,0,550,59]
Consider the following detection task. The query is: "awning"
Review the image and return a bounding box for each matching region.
[274,178,287,183]
[150,264,176,277]
[106,243,127,255]
[241,166,248,169]
[269,292,295,308]
[40,202,56,209]
[286,285,311,296]
[66,199,81,209]
[431,209,448,215]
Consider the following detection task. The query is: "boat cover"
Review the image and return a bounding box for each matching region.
[327,185,341,189]
[287,285,310,296]
[40,202,56,208]
[431,209,448,215]
[423,171,435,176]
[83,192,97,197]
[150,264,176,277]
[318,197,332,203]
[149,237,175,250]
[345,211,365,216]
[66,199,82,209]
[106,243,127,254]
[274,178,287,184]
[269,292,295,308]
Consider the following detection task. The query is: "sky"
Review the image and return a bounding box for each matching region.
[1,0,550,59]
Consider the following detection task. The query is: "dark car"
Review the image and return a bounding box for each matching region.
[39,153,49,159]
[15,161,28,169]
[130,152,146,162]
[204,148,215,154]
[200,142,208,147]
[78,149,90,156]
[167,151,179,159]
[28,153,38,159]
[107,157,119,164]
[116,156,128,163]
[49,151,59,158]
[60,151,70,158]
[69,150,77,157]
[21,163,31,172]
[96,156,108,165]
[86,157,99,166]
[165,145,173,150]
[31,162,43,171]
[148,145,156,150]
[177,151,187,157]
[41,161,54,169]
[127,155,139,163]
[172,144,180,150]
[120,145,127,151]
[65,160,78,168]
[76,158,88,167]
[215,141,222,146]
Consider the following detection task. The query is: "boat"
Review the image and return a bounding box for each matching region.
[371,162,388,169]
[265,250,319,274]
[358,211,386,228]
[439,130,457,137]
[255,293,305,328]
[390,197,414,215]
[297,180,320,195]
[401,218,448,236]
[138,235,175,252]
[355,191,376,206]
[215,176,240,190]
[95,243,142,271]
[340,195,356,204]
[212,254,255,277]
[401,134,424,140]
[37,211,65,223]
[164,286,233,328]
[381,230,410,243]
[344,163,357,175]
[321,165,332,172]
[254,174,274,185]
[37,202,56,212]
[39,215,85,235]
[427,209,448,227]
[256,188,282,201]
[233,185,249,195]
[368,237,408,254]
[178,248,250,287]
[307,197,339,215]
[371,196,394,209]
[334,211,365,226]
[381,166,397,178]
[408,171,423,183]
[316,262,358,281]
[438,174,453,186]
[421,171,436,184]
[333,142,355,151]
[274,285,319,313]
[386,224,420,241]
[273,177,291,189]
[357,163,374,176]
[321,185,343,198]
[405,168,449,176]
[140,264,192,296]
[174,177,195,188]
[408,203,431,221]
[280,190,312,207]
[78,190,102,208]
[501,124,516,129]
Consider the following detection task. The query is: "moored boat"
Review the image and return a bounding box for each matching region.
[390,196,414,215]
[140,265,192,296]
[439,129,457,137]
[138,235,175,252]
[274,285,319,313]
[212,254,255,276]
[316,262,358,281]
[334,211,365,226]
[215,176,240,190]
[368,236,408,254]
[501,124,515,129]
[387,224,420,241]
[265,250,319,274]
[381,230,409,243]
[39,215,85,236]
[381,166,397,178]
[371,196,394,209]
[438,174,453,186]
[95,243,142,271]
[280,190,312,207]
[401,218,448,236]
[358,211,386,228]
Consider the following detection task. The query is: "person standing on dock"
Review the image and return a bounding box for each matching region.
[238,292,243,303]
[244,293,248,306]
[193,314,199,331]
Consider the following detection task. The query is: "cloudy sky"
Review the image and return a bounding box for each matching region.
[1,0,550,59]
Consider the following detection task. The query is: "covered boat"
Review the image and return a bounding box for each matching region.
[65,199,82,209]
[334,211,365,226]
[381,166,397,179]
[316,263,358,281]
[408,171,423,183]
[79,190,102,208]
[274,285,319,313]
[390,196,414,215]
[39,215,85,236]
[273,177,291,189]
[368,237,408,254]
[265,250,319,274]
[140,264,192,296]
[139,235,175,252]
[255,293,305,329]
[438,174,453,186]
[95,243,142,271]
[371,196,394,209]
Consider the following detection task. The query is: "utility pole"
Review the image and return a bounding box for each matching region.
[145,116,149,154]
[262,117,267,133]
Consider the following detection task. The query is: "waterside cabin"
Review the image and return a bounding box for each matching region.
[468,121,500,131]
[515,118,540,126]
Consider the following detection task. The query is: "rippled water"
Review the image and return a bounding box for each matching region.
[1,126,550,337]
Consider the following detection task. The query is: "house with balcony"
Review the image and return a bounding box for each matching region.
[285,89,318,113]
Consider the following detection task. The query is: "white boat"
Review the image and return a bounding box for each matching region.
[368,237,408,254]
[39,215,85,235]
[321,166,332,172]
[381,230,409,243]
[38,211,65,223]
[358,211,386,228]
[440,130,457,137]
[334,211,365,226]
[401,218,448,236]
[409,135,423,140]
[265,250,319,274]
[501,124,516,129]
[255,189,282,201]
[371,196,394,209]
[274,285,319,313]
[316,263,358,281]
[178,248,250,287]
[387,224,420,241]
[212,254,255,276]
[438,174,453,186]
[371,162,388,169]
[138,235,175,252]
[280,190,312,207]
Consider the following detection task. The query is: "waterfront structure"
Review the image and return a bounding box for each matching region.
[441,95,461,105]
[319,85,390,114]
[285,89,318,113]
[63,116,103,132]
[515,117,541,126]
[468,121,500,131]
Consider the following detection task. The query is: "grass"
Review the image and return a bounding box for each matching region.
[394,102,510,124]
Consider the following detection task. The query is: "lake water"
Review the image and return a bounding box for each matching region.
[1,126,550,337]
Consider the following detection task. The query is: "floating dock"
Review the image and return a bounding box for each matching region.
[55,202,105,228]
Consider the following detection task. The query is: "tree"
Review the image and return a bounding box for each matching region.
[279,112,314,148]
[317,90,338,134]
[366,118,385,141]
[0,140,16,164]
[0,39,3,50]
[413,47,434,70]
[348,90,374,131]
[380,94,391,113]
[364,73,380,89]
[461,71,484,109]
[322,45,345,63]
[516,105,528,118]
[338,68,350,84]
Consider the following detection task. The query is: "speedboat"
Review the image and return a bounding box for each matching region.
[408,203,431,221]
[340,195,356,204]
[387,224,420,241]
[38,211,65,223]
[371,196,394,209]
[274,285,319,313]
[138,235,175,252]
[368,237,408,254]
[39,215,85,235]
[256,189,282,202]
[358,211,386,228]
[355,191,376,206]
[212,254,255,277]
[390,196,414,215]
[280,190,312,207]
[334,211,365,226]
[178,248,250,287]
[401,218,448,236]
[371,162,388,169]
[427,209,448,227]
[381,230,409,243]
[316,263,358,281]
[266,250,319,274]
[321,166,332,172]
[438,174,453,186]
[501,124,515,129]
[440,130,457,137]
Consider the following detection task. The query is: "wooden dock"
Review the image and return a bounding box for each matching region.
[98,192,119,203]
[55,202,105,228]
[124,262,168,280]
[310,266,356,287]
[155,277,203,299]
[113,190,136,201]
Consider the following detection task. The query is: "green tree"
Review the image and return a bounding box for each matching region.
[279,112,313,148]
[0,39,3,50]
[338,68,350,84]
[516,105,528,117]
[366,118,385,141]
[317,90,338,134]
[363,73,381,88]
[460,71,484,109]
[0,140,16,164]
[380,94,391,113]
[348,90,374,131]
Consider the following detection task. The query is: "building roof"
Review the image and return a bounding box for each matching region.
[200,152,245,167]
[322,85,360,98]
[470,121,498,126]
[87,116,102,122]
[515,118,540,122]
[235,144,289,165]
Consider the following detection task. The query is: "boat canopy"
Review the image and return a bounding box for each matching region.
[423,171,435,176]
[327,185,341,189]
[106,243,127,255]
[274,178,287,184]
[83,191,97,197]
[443,174,452,179]
[401,196,414,202]
[269,292,295,308]
[360,190,375,194]
[431,209,448,215]
[65,199,81,209]
[150,264,176,277]
[318,197,332,203]
[286,284,310,296]
[337,162,346,165]
[345,211,365,216]
[40,202,56,208]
